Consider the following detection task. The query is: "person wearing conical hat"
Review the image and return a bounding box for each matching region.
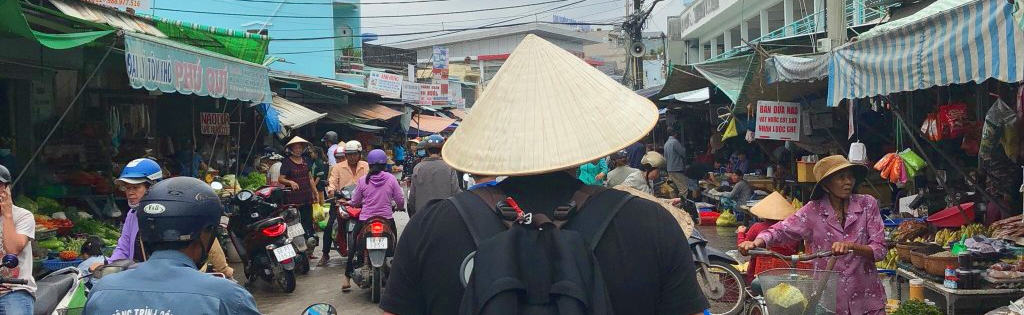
[380,35,709,315]
[735,192,800,282]
[279,136,320,259]
[739,155,886,315]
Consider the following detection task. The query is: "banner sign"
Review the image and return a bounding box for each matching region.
[754,101,800,141]
[420,84,444,106]
[431,46,449,80]
[124,33,272,104]
[367,71,403,99]
[200,112,231,135]
[401,81,421,104]
[84,0,151,11]
[448,80,462,106]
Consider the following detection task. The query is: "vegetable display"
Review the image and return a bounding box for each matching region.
[892,300,943,315]
[237,172,267,190]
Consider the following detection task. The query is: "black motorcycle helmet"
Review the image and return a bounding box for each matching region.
[137,177,223,248]
[0,164,10,184]
[322,131,339,144]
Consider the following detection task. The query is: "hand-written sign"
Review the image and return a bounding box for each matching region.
[754,101,800,141]
[367,71,403,99]
[200,112,231,136]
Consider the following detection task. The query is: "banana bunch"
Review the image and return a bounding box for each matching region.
[912,237,927,243]
[876,248,899,270]
[958,223,987,239]
[933,229,958,246]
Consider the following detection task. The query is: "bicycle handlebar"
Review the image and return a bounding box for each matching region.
[747,249,846,264]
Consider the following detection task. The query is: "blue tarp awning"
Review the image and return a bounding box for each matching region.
[828,0,1023,106]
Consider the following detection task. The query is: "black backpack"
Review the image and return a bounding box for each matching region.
[450,185,635,315]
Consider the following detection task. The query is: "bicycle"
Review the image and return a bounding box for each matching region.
[742,249,848,315]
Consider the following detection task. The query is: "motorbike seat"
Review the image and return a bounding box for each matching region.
[248,216,285,231]
[34,267,80,315]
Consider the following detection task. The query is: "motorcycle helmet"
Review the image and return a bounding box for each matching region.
[367,149,388,165]
[423,134,445,149]
[322,131,339,144]
[0,164,10,184]
[136,177,223,245]
[118,158,163,185]
[265,152,284,161]
[333,147,346,158]
[613,150,629,160]
[344,140,363,154]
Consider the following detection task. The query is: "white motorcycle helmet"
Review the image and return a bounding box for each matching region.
[344,140,363,154]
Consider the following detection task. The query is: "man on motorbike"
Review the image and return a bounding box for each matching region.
[102,158,233,278]
[320,140,369,266]
[407,134,460,217]
[0,164,36,314]
[380,35,707,315]
[343,149,404,292]
[85,177,260,315]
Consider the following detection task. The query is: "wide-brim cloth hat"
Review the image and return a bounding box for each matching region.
[750,192,797,221]
[286,136,310,148]
[811,155,868,199]
[441,34,659,176]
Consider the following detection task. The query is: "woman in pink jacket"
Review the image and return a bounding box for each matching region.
[343,149,404,290]
[739,155,886,315]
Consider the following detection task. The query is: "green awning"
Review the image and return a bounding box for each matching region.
[149,17,269,64]
[0,0,113,49]
[693,54,756,105]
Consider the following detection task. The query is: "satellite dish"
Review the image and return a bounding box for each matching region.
[629,41,647,58]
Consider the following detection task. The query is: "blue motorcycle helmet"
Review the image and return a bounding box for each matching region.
[118,158,163,185]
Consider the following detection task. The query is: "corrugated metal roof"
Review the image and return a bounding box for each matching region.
[50,0,165,37]
[448,109,469,120]
[410,114,457,133]
[271,96,327,129]
[270,70,374,95]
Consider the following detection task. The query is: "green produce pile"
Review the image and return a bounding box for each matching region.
[237,172,266,190]
[72,219,121,245]
[892,300,942,315]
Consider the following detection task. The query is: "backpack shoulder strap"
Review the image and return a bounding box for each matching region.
[450,186,507,246]
[568,189,635,252]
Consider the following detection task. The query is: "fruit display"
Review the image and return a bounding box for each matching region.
[59,250,79,261]
[892,220,930,243]
[876,248,899,269]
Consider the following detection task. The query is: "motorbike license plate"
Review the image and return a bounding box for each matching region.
[272,244,297,262]
[287,223,305,239]
[366,237,388,250]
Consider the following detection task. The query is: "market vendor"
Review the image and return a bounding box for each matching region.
[739,155,887,315]
[101,158,234,278]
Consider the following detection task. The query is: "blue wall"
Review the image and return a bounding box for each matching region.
[150,0,338,77]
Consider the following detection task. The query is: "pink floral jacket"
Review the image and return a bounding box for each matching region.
[757,194,887,315]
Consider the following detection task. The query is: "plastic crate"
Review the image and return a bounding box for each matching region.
[42,258,82,271]
[751,255,813,275]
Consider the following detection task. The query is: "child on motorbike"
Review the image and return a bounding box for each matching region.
[343,149,404,291]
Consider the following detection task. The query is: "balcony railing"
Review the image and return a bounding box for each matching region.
[705,0,896,62]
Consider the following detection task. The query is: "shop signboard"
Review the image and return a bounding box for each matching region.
[367,71,403,99]
[420,84,444,106]
[123,33,272,104]
[448,80,462,106]
[754,100,800,141]
[83,0,151,11]
[200,112,231,136]
[431,46,448,80]
[401,81,421,104]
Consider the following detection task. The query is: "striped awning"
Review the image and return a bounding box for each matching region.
[828,0,1023,107]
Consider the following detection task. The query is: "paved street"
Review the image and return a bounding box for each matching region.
[250,215,738,315]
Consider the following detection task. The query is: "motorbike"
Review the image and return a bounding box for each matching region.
[336,185,396,303]
[223,189,301,293]
[252,185,317,275]
[676,199,746,315]
[4,254,88,315]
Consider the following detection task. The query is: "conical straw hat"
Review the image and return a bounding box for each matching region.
[750,192,798,221]
[442,34,659,176]
[286,136,310,148]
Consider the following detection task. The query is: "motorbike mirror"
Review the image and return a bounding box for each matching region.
[210,181,224,190]
[2,254,19,269]
[302,303,337,315]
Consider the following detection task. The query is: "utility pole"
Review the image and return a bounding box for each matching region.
[825,0,847,50]
[621,0,663,90]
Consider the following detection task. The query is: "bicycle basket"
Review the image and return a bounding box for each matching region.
[756,268,841,315]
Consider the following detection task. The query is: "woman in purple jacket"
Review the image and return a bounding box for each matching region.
[343,149,405,291]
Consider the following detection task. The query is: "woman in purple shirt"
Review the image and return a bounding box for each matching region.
[739,155,886,315]
[343,149,405,291]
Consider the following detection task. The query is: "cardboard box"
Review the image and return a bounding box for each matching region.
[797,161,817,182]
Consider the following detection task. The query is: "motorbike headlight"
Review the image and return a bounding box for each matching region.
[236,190,253,202]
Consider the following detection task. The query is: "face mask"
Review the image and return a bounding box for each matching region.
[417,149,426,157]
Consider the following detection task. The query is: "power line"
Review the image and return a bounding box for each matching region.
[153,0,570,19]
[270,21,616,42]
[387,0,607,45]
[228,0,454,4]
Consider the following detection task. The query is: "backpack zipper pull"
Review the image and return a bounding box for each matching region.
[504,197,532,225]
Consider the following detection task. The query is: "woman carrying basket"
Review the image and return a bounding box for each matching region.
[739,155,886,315]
